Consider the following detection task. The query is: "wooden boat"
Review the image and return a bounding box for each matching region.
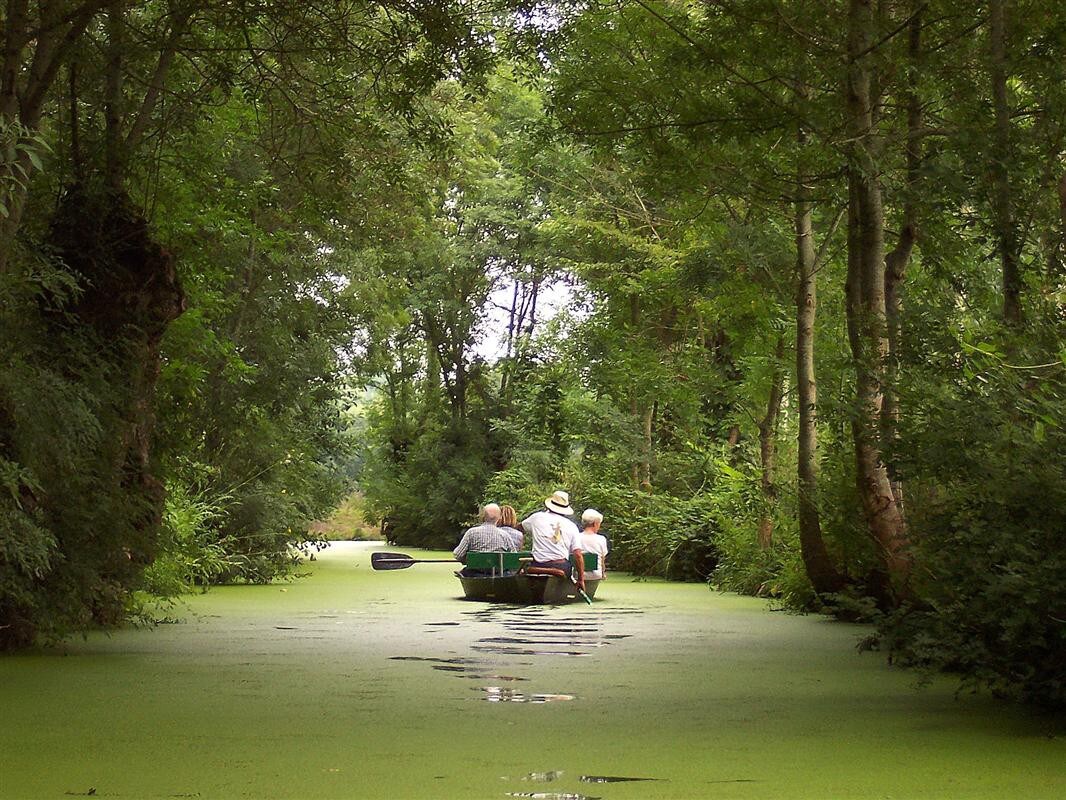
[456,551,600,604]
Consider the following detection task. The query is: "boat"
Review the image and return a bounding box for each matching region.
[456,551,600,604]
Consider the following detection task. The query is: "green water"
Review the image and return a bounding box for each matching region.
[1,542,1063,799]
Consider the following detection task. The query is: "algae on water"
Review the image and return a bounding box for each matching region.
[1,542,1064,799]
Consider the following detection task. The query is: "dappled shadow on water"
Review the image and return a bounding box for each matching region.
[431,664,529,680]
[389,656,493,665]
[471,645,591,657]
[389,655,533,682]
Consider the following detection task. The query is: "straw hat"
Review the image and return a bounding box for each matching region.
[544,490,574,515]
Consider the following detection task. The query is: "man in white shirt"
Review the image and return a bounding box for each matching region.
[521,490,586,592]
[578,508,609,580]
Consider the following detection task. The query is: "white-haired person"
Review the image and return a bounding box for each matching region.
[579,508,609,581]
[453,503,519,569]
[521,490,586,592]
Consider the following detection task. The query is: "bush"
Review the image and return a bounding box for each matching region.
[140,486,236,596]
[713,512,817,607]
[362,416,498,548]
[874,331,1066,708]
[1,257,166,647]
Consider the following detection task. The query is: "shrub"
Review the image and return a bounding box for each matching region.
[874,332,1066,709]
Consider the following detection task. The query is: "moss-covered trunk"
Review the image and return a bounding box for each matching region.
[49,186,185,619]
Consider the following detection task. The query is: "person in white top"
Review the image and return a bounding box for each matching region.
[578,508,609,580]
[521,490,586,591]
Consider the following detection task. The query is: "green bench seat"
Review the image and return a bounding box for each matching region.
[465,551,598,573]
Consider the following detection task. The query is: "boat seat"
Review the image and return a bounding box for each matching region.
[465,551,531,574]
[466,551,597,575]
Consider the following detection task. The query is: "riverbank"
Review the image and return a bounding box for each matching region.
[0,542,1062,799]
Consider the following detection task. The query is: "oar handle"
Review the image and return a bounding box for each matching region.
[570,572,593,605]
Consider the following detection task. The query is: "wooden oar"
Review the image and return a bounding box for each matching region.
[370,552,456,571]
[572,574,593,605]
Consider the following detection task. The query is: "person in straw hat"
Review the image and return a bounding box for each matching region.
[521,490,586,591]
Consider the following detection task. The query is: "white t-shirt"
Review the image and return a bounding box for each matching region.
[522,510,582,563]
[578,532,608,579]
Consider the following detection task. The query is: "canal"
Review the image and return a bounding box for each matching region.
[1,542,1063,799]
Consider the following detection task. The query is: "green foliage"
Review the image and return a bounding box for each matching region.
[0,455,56,642]
[362,413,499,548]
[0,253,162,647]
[0,119,49,218]
[873,320,1066,708]
[141,486,235,596]
[713,513,816,608]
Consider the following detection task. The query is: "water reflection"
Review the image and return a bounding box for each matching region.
[580,775,662,783]
[481,687,575,703]
[392,606,641,705]
[522,770,562,782]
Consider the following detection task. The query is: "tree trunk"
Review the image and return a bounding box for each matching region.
[757,336,785,550]
[629,392,640,487]
[882,2,923,507]
[990,0,1023,324]
[795,128,845,594]
[845,0,911,594]
[423,331,442,419]
[640,402,654,492]
[104,0,125,193]
[50,188,185,562]
[1053,169,1066,276]
[726,424,740,448]
[628,294,644,487]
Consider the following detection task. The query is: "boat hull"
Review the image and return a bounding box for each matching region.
[456,572,599,604]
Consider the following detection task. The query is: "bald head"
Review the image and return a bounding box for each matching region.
[482,503,502,524]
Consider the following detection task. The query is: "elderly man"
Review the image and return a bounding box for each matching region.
[521,490,586,592]
[453,503,519,564]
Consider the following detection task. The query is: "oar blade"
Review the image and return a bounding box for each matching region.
[371,552,416,571]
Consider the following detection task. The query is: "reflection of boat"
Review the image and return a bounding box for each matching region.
[456,552,600,604]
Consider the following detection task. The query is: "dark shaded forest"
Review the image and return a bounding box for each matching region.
[2,0,1064,708]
